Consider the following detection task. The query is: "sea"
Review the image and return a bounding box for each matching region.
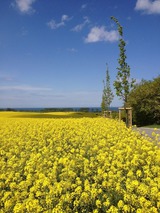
[1,107,119,112]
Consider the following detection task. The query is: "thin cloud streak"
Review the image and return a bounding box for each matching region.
[67,48,78,53]
[47,15,72,30]
[0,90,102,108]
[0,76,14,82]
[0,85,52,91]
[72,16,90,32]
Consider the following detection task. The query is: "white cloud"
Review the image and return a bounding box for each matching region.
[85,26,119,43]
[72,16,90,32]
[47,14,72,30]
[135,0,160,14]
[13,0,37,14]
[61,15,70,22]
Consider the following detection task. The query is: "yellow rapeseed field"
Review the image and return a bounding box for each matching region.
[0,112,160,212]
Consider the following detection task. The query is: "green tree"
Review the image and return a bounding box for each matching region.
[128,76,160,126]
[111,16,135,105]
[111,16,135,126]
[101,64,114,112]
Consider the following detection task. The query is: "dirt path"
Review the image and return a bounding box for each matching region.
[133,127,160,145]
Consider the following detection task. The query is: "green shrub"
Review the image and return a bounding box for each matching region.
[128,76,160,126]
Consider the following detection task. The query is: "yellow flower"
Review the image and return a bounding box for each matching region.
[118,200,124,208]
[13,203,24,213]
[103,198,110,207]
[0,114,159,212]
[96,199,101,208]
[123,204,130,212]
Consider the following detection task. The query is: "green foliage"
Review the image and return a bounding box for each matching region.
[111,16,135,105]
[101,64,114,112]
[128,76,160,126]
[101,93,106,112]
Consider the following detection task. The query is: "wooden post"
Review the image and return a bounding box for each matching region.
[103,111,112,118]
[118,107,132,127]
[119,109,121,121]
[128,108,132,127]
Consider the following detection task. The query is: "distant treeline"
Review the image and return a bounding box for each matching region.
[0,108,16,112]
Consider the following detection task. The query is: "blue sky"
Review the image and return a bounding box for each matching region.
[0,0,160,108]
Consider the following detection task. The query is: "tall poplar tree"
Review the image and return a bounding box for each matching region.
[111,16,135,106]
[101,64,114,112]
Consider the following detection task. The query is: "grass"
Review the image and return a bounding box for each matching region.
[144,124,160,129]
